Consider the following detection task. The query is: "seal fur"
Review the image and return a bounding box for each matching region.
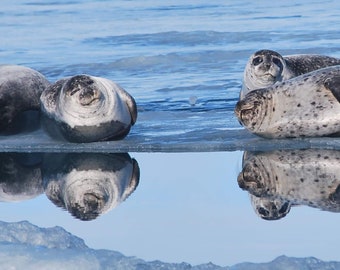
[40,74,137,142]
[238,149,340,219]
[43,153,140,221]
[235,65,340,138]
[240,49,340,99]
[0,65,50,131]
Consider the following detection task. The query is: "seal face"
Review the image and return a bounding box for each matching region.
[40,74,137,142]
[238,149,340,219]
[43,153,140,221]
[250,195,291,221]
[0,65,50,131]
[240,49,340,99]
[235,65,340,138]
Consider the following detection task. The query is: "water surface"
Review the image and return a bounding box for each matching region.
[1,0,340,267]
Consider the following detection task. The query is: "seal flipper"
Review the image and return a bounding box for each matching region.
[125,94,138,125]
[121,159,140,201]
[324,75,340,103]
[115,85,138,125]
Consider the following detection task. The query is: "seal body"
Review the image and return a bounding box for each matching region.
[235,65,340,138]
[238,149,340,219]
[0,153,43,202]
[40,74,137,142]
[42,153,140,221]
[0,65,50,131]
[240,49,340,99]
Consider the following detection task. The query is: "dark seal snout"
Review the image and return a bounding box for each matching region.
[234,90,269,131]
[65,75,95,96]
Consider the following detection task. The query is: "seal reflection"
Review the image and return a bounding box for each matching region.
[237,149,340,220]
[0,153,43,202]
[0,152,140,221]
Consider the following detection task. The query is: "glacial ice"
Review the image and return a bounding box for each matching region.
[1,126,340,153]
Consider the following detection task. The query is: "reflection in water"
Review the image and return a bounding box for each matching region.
[0,153,139,221]
[43,153,140,221]
[238,149,340,220]
[0,153,43,202]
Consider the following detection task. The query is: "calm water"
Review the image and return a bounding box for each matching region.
[1,0,340,267]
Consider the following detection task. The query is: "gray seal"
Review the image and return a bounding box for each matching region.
[240,49,340,99]
[235,65,340,138]
[238,149,340,220]
[0,153,43,202]
[43,153,140,221]
[0,65,50,131]
[40,74,137,143]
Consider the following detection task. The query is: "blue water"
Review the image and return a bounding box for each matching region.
[1,1,340,267]
[1,0,340,149]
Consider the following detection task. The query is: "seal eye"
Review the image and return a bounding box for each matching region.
[258,207,269,217]
[279,202,290,215]
[272,57,283,69]
[252,56,263,66]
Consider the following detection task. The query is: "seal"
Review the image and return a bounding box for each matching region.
[235,65,340,138]
[0,153,43,202]
[238,149,340,219]
[40,74,137,143]
[42,153,140,221]
[0,65,50,131]
[240,49,340,99]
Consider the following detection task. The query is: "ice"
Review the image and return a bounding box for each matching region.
[0,220,223,270]
[1,123,340,153]
[0,220,86,249]
[0,221,339,270]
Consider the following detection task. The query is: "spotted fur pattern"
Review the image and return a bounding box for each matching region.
[238,149,340,219]
[235,65,340,138]
[241,50,340,99]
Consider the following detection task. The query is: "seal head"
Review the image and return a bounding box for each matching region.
[240,49,340,99]
[241,50,288,99]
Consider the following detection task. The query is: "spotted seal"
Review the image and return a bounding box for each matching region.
[40,74,137,143]
[0,65,50,131]
[238,149,340,220]
[42,153,140,221]
[240,49,340,99]
[235,65,340,138]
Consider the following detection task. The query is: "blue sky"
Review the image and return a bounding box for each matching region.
[2,152,340,266]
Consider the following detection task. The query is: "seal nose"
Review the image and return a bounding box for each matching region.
[79,88,101,106]
[264,61,271,69]
[234,99,257,125]
[65,75,95,96]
